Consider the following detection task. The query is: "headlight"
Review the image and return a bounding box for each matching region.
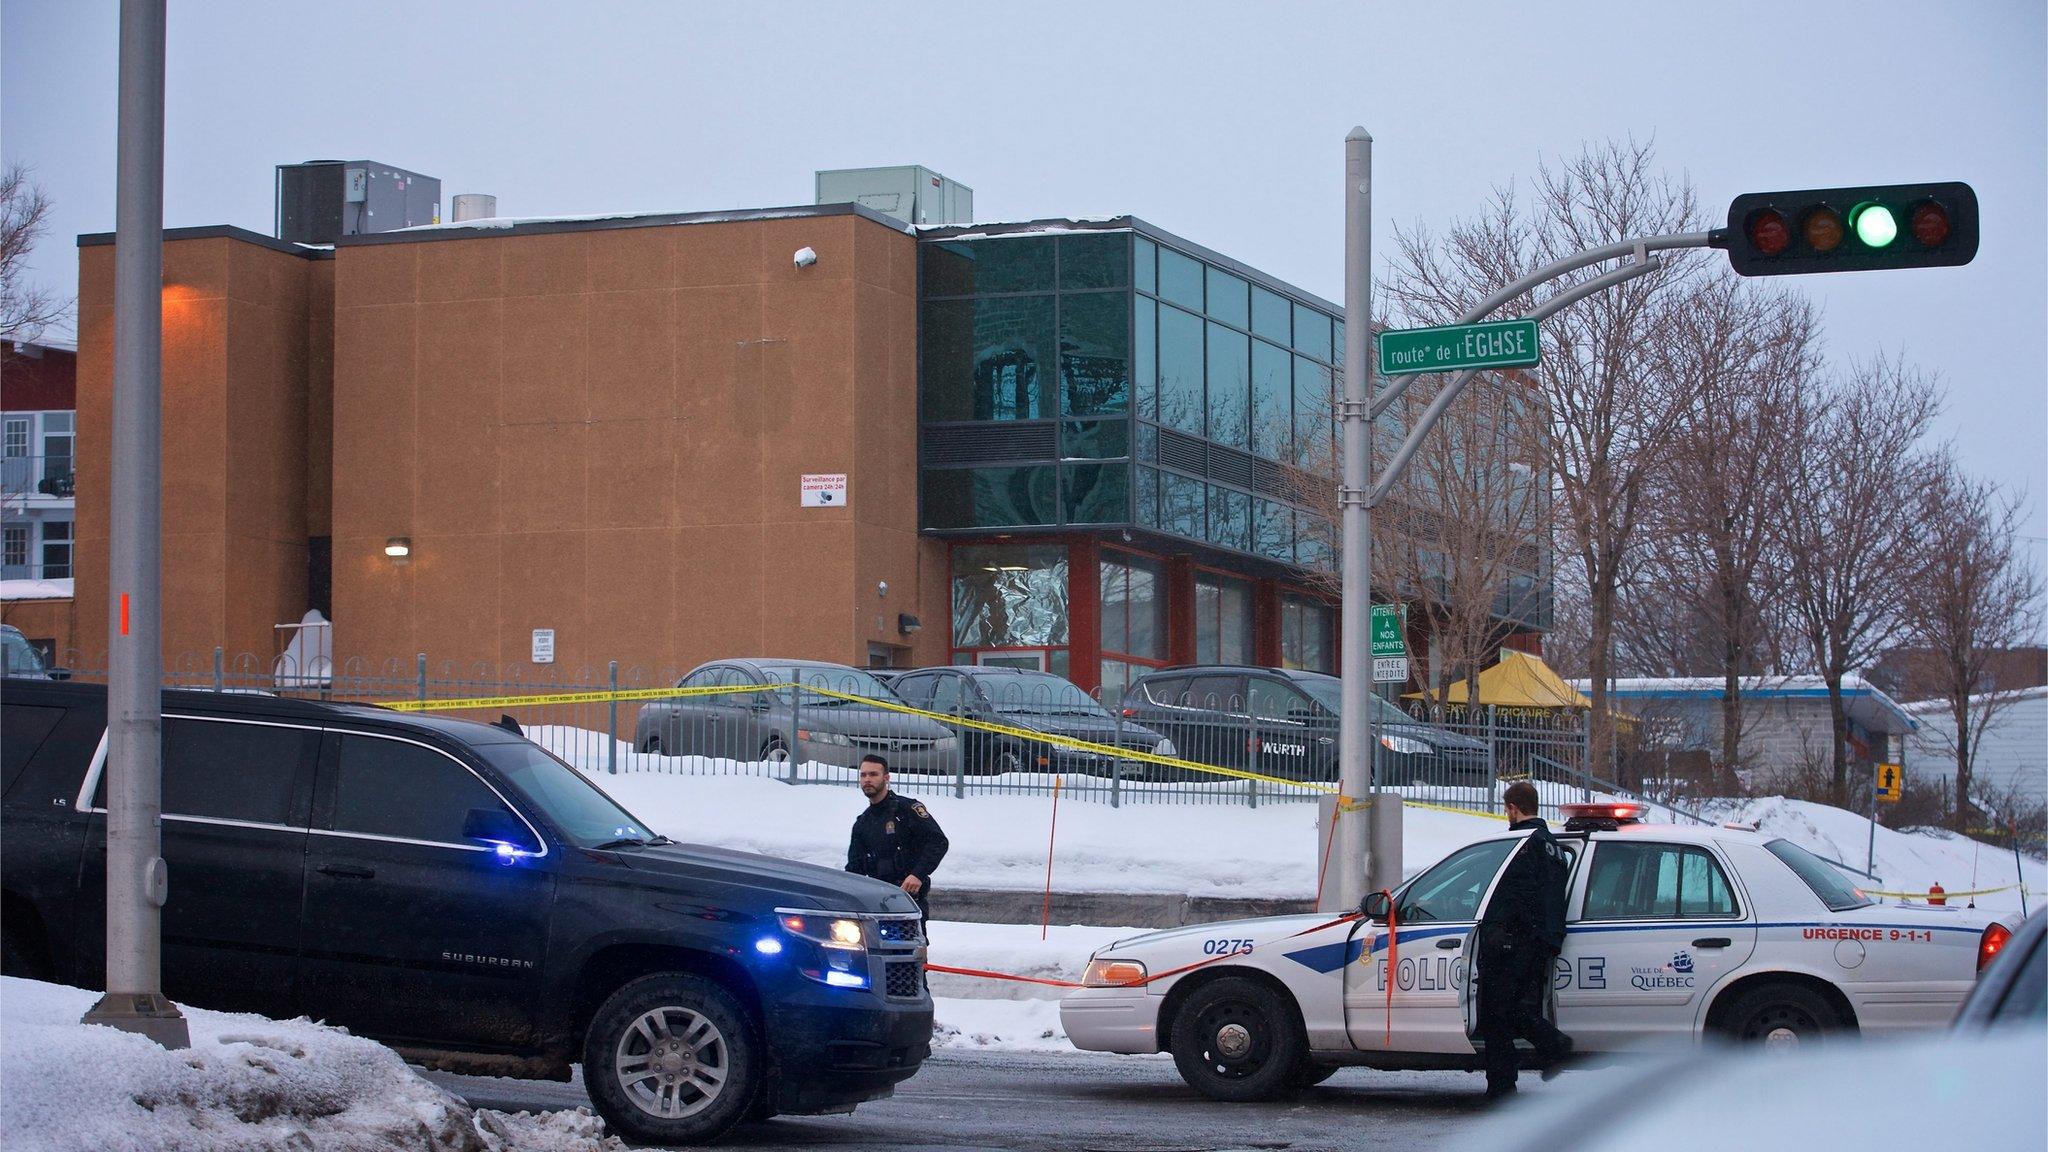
[780,913,867,950]
[797,729,852,747]
[933,736,958,751]
[1153,738,1177,758]
[779,912,872,990]
[1379,734,1431,756]
[1082,958,1148,987]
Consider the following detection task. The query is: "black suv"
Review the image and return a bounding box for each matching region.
[1117,665,1489,785]
[0,681,932,1145]
[888,666,1172,775]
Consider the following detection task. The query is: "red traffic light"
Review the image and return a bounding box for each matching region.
[1717,182,1978,276]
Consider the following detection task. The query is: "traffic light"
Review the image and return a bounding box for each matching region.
[1715,182,1978,276]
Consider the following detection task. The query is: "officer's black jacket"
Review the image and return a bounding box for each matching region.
[845,791,950,890]
[1477,817,1569,952]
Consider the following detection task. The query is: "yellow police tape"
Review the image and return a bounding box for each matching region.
[374,678,1518,811]
[1856,883,2025,900]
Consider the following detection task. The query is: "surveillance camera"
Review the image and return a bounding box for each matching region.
[878,581,889,598]
[793,246,818,268]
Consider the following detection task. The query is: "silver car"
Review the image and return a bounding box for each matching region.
[634,658,959,774]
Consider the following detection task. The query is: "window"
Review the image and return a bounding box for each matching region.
[1185,673,1244,709]
[1058,233,1128,290]
[1281,596,1333,673]
[1254,499,1292,564]
[1161,471,1204,539]
[921,236,1053,296]
[1134,296,1156,421]
[922,465,1057,529]
[1158,247,1204,311]
[1251,286,1290,343]
[330,734,516,847]
[1100,550,1167,662]
[1059,291,1129,415]
[1157,305,1204,435]
[1062,463,1127,523]
[1292,302,1332,361]
[1251,339,1291,460]
[1764,839,1872,912]
[2,418,26,458]
[1133,236,1157,295]
[1205,323,1249,449]
[1062,418,1129,460]
[39,521,70,579]
[1294,357,1333,468]
[1205,267,1248,328]
[927,674,967,715]
[1133,466,1160,528]
[919,295,1055,422]
[1397,839,1518,924]
[1582,842,1739,921]
[891,674,935,707]
[1208,485,1250,552]
[951,544,1069,649]
[1194,573,1253,664]
[1249,679,1312,721]
[478,742,642,850]
[161,719,311,826]
[2,526,24,569]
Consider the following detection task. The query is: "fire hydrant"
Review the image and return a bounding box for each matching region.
[1928,882,1947,906]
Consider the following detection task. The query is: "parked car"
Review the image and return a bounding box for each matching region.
[634,659,958,774]
[1117,665,1489,785]
[0,680,933,1145]
[2,623,55,679]
[888,666,1173,776]
[1954,909,2041,1030]
[1064,800,2019,1103]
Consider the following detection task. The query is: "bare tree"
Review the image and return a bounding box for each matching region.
[1775,355,1941,805]
[1903,456,2044,829]
[1383,139,1707,781]
[0,164,67,341]
[1629,270,1819,774]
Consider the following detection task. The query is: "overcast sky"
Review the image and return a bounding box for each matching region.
[5,0,2044,563]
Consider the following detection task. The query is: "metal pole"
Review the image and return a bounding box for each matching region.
[82,0,185,1049]
[1335,127,1377,910]
[607,660,619,775]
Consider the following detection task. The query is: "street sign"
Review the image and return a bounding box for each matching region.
[1371,603,1408,683]
[801,473,848,508]
[1376,318,1541,377]
[1875,762,1903,804]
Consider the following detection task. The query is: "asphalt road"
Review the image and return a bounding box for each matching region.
[429,1049,1611,1151]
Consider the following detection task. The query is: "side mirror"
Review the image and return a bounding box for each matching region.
[1360,891,1392,922]
[464,806,538,854]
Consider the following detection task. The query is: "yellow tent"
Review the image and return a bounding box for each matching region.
[1402,649,1593,710]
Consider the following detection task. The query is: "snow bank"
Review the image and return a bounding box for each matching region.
[0,977,619,1152]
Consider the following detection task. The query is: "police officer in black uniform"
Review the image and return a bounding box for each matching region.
[845,754,949,931]
[1475,780,1574,1099]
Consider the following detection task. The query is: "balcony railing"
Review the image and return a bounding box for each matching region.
[0,454,75,500]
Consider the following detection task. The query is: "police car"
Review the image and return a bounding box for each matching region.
[1060,803,2017,1100]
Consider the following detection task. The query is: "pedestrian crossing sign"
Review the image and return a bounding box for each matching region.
[1875,762,1903,803]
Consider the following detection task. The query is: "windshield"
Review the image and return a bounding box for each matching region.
[757,664,902,709]
[1765,839,1875,911]
[1297,677,1413,725]
[2,630,48,678]
[980,672,1107,716]
[480,742,655,849]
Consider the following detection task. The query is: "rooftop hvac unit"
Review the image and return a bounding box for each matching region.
[275,161,441,245]
[815,166,973,226]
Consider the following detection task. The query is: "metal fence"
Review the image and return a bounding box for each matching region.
[25,649,1720,825]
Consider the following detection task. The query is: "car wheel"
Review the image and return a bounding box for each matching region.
[583,973,759,1146]
[1169,977,1306,1103]
[641,734,663,755]
[986,747,1024,776]
[1719,983,1843,1049]
[761,737,790,768]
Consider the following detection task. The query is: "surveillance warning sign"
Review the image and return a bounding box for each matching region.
[801,473,849,508]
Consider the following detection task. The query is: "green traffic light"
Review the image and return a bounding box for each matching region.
[1850,202,1899,249]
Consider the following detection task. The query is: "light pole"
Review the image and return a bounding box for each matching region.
[81,0,186,1049]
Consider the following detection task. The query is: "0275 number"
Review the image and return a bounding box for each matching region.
[1203,938,1254,956]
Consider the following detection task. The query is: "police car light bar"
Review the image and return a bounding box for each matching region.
[1560,802,1647,829]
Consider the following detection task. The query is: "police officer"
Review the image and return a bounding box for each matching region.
[1475,780,1574,1099]
[845,754,949,929]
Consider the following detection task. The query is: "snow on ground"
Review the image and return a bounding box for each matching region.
[926,922,1165,1053]
[0,977,619,1152]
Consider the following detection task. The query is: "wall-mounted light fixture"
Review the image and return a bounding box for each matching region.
[385,537,412,565]
[897,613,922,635]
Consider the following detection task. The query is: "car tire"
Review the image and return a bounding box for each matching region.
[1169,977,1306,1103]
[761,737,790,768]
[1287,1057,1340,1090]
[986,747,1024,776]
[1719,982,1843,1049]
[641,734,663,755]
[583,973,760,1147]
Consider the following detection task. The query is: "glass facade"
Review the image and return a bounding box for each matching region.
[1194,572,1254,665]
[918,226,1342,568]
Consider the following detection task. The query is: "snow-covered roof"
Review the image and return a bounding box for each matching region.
[1569,674,1918,735]
[0,577,73,601]
[1900,684,2048,712]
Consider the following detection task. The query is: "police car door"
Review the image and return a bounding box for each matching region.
[1346,836,1520,1053]
[1456,836,1585,1047]
[1553,838,1758,1050]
